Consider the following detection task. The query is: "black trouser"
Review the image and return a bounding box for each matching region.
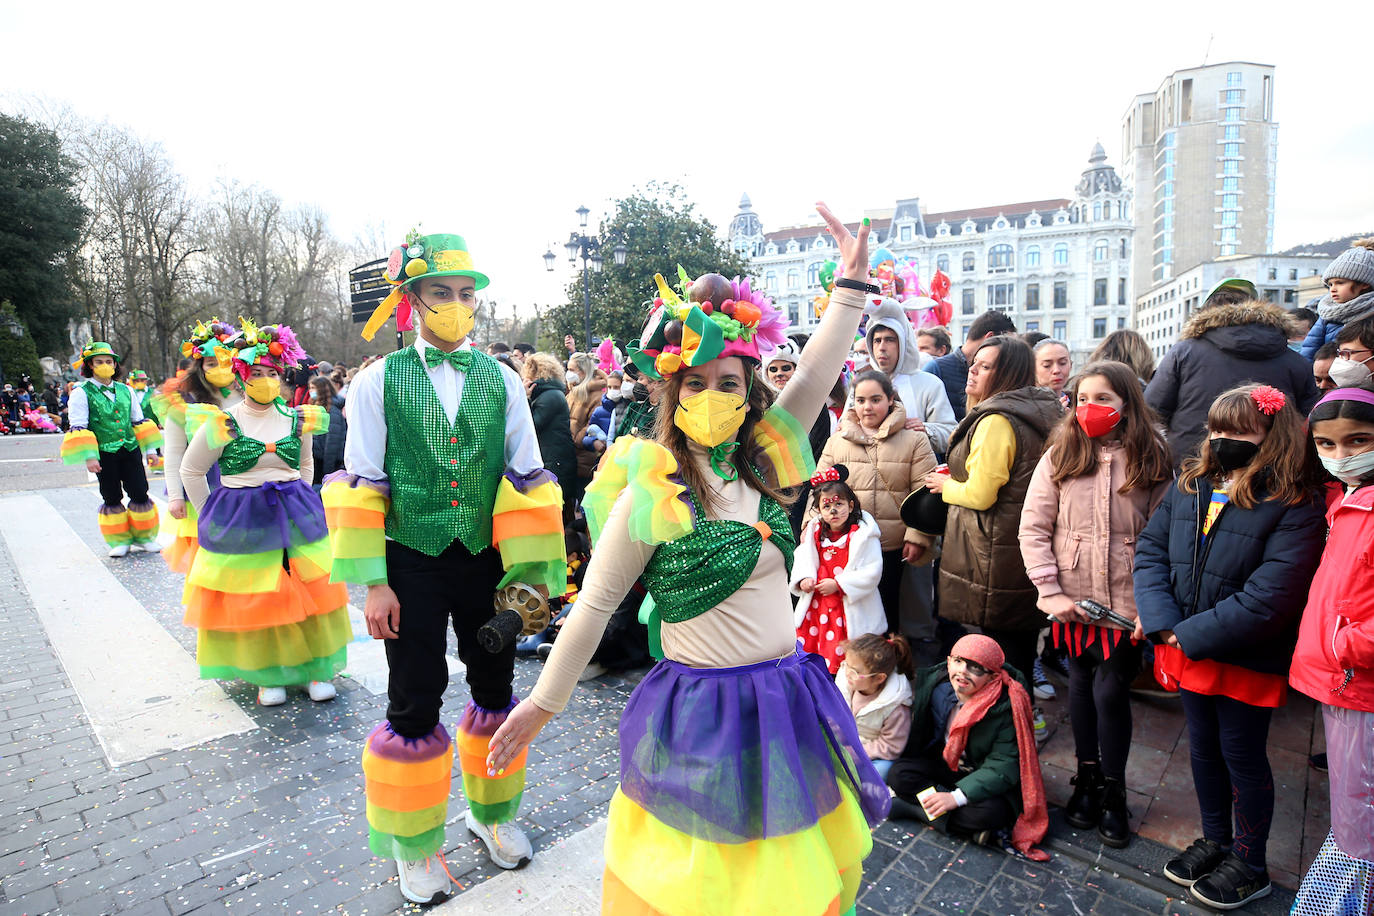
[1179,689,1274,870]
[878,549,904,633]
[96,447,149,506]
[1066,641,1141,781]
[887,750,1017,836]
[383,539,512,738]
[979,626,1039,690]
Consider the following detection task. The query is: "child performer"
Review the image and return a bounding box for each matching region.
[60,342,163,557]
[1018,360,1171,848]
[836,633,914,779]
[791,464,886,672]
[1289,388,1374,915]
[1134,384,1325,910]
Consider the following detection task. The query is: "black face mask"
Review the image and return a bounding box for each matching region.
[1209,437,1260,472]
[631,381,650,402]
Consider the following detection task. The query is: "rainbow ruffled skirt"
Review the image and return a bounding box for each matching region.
[166,464,220,574]
[603,649,889,915]
[184,479,350,685]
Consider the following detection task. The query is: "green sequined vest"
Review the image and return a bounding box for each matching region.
[640,489,795,623]
[82,381,137,452]
[382,347,507,557]
[218,410,304,475]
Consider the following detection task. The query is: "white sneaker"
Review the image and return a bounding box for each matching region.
[108,544,130,558]
[465,810,532,869]
[395,852,453,904]
[137,540,162,553]
[257,686,287,706]
[306,681,336,702]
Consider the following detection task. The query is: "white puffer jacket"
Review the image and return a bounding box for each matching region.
[790,510,886,640]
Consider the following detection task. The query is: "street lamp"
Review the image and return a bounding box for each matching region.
[544,205,626,351]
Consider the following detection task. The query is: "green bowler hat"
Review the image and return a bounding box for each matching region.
[73,340,122,371]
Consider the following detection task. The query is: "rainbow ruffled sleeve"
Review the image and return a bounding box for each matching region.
[491,470,566,595]
[60,429,99,465]
[150,383,188,429]
[296,405,329,437]
[583,436,694,547]
[753,404,815,489]
[185,404,238,449]
[133,419,163,452]
[321,471,391,585]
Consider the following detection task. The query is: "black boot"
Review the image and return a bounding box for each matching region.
[1064,761,1103,829]
[1097,777,1131,848]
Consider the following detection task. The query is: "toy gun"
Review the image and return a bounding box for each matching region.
[1074,599,1136,631]
[477,583,552,654]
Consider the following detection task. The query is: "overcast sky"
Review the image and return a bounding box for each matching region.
[3,0,1371,322]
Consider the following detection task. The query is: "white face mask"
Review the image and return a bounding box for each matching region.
[607,387,623,401]
[565,370,581,386]
[1321,450,1374,487]
[1329,357,1374,389]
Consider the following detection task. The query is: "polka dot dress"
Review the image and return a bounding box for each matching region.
[797,525,856,673]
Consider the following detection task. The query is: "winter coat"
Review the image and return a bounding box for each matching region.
[567,376,607,437]
[790,510,887,640]
[900,663,1027,804]
[865,301,958,455]
[1299,289,1374,359]
[1146,301,1320,468]
[1290,484,1374,712]
[815,401,938,552]
[1018,443,1169,627]
[589,392,619,440]
[311,395,347,484]
[835,665,913,760]
[924,348,970,421]
[940,387,1062,632]
[528,377,578,489]
[1133,476,1326,677]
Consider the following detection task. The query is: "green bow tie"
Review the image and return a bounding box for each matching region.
[424,347,472,371]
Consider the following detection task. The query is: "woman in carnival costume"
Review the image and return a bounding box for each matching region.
[60,341,164,557]
[489,204,891,915]
[152,319,244,573]
[179,319,350,708]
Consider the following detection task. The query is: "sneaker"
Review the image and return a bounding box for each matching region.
[465,810,532,869]
[257,686,287,706]
[306,681,336,702]
[578,662,608,682]
[536,641,554,661]
[137,540,162,553]
[1033,658,1057,700]
[108,544,130,558]
[515,629,550,657]
[395,852,453,904]
[1032,708,1049,747]
[1164,837,1228,887]
[1189,852,1271,910]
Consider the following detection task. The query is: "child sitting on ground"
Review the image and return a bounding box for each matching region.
[834,633,914,779]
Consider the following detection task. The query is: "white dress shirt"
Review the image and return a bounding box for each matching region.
[343,337,544,482]
[67,380,146,430]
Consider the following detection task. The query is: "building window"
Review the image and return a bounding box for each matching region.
[1026,320,1039,333]
[1093,240,1109,261]
[961,251,975,272]
[1224,125,1240,140]
[1225,89,1243,104]
[1267,267,1277,280]
[1118,278,1126,305]
[1117,317,1127,329]
[1053,320,1067,338]
[1025,246,1040,269]
[1284,289,1296,304]
[1221,211,1238,227]
[988,244,1013,270]
[1222,176,1239,191]
[1223,160,1240,175]
[787,270,800,290]
[1227,71,1242,86]
[1053,244,1069,266]
[961,288,974,315]
[987,283,1014,308]
[1222,193,1239,208]
[1224,106,1242,122]
[1093,317,1107,337]
[807,263,819,287]
[1053,282,1067,309]
[1223,142,1241,158]
[1264,288,1279,302]
[1026,283,1040,310]
[765,272,777,291]
[1094,278,1108,305]
[1119,238,1127,258]
[936,254,949,273]
[1093,202,1102,220]
[900,225,912,242]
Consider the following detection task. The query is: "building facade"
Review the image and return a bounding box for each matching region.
[729,145,1133,362]
[1121,61,1278,294]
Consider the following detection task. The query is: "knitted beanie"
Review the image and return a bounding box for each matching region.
[1323,242,1374,288]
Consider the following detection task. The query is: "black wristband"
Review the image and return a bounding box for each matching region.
[834,277,880,295]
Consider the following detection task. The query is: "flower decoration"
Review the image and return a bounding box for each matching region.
[1251,385,1286,415]
[229,316,307,380]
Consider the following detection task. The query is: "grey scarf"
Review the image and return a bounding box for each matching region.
[1316,288,1374,324]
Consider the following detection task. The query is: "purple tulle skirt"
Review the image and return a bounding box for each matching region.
[197,479,327,554]
[617,646,891,844]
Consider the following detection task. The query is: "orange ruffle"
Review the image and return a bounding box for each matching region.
[184,566,347,631]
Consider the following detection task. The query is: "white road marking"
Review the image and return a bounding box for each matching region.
[433,819,605,914]
[0,494,256,766]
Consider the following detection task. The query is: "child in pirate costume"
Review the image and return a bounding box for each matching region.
[488,205,891,916]
[179,319,349,707]
[61,342,164,557]
[152,320,244,573]
[321,233,565,905]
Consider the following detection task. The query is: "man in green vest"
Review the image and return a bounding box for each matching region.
[323,231,566,906]
[59,342,164,557]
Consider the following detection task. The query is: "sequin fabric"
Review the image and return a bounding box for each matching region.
[218,411,304,475]
[83,381,138,452]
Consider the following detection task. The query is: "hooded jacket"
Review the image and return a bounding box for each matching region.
[1145,301,1320,468]
[527,377,577,489]
[865,300,957,455]
[835,663,914,761]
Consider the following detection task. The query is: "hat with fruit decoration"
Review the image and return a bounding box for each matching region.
[71,341,121,371]
[180,318,240,361]
[361,230,490,341]
[229,317,307,380]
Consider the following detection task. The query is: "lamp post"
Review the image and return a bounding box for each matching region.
[543,206,628,352]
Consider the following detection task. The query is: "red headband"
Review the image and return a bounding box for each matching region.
[810,467,841,487]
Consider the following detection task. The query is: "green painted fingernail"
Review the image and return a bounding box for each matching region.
[862,217,870,227]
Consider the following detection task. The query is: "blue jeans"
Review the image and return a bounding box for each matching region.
[871,758,894,779]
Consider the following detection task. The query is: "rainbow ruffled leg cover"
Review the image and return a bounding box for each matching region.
[491,470,567,595]
[97,504,131,549]
[455,699,526,826]
[362,722,453,859]
[127,499,160,545]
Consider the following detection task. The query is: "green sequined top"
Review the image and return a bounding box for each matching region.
[218,411,305,475]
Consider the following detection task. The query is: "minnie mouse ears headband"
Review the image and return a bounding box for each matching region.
[810,464,849,487]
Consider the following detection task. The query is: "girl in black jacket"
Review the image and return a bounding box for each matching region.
[1134,384,1325,910]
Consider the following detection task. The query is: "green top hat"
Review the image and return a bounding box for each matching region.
[72,341,122,371]
[385,232,490,291]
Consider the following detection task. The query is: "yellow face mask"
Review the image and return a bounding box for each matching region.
[415,295,475,343]
[673,389,748,448]
[244,377,280,405]
[204,360,235,388]
[93,363,116,381]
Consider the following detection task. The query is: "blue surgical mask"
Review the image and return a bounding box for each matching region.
[1287,341,1302,352]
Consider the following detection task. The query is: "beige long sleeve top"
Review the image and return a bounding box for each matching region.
[164,390,242,502]
[529,286,867,714]
[180,401,313,513]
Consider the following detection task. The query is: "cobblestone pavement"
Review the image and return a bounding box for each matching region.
[0,476,1299,915]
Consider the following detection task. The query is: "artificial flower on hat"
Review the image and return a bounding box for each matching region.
[361,229,490,341]
[229,316,306,380]
[179,318,240,360]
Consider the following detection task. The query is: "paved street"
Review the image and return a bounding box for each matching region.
[0,433,1300,915]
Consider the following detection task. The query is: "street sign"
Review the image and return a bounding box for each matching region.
[350,258,391,324]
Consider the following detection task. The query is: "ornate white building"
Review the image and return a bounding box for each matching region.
[728,145,1134,362]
